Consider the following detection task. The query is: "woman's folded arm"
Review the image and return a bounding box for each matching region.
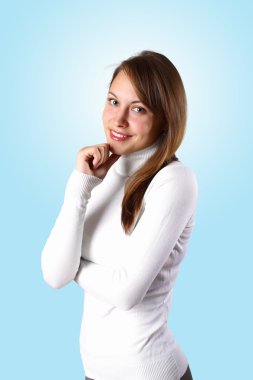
[41,170,102,288]
[75,166,198,310]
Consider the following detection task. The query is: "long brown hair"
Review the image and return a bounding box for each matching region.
[109,51,187,234]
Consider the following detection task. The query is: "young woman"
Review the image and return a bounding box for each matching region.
[41,50,198,380]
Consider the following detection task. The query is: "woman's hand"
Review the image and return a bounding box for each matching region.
[76,143,120,179]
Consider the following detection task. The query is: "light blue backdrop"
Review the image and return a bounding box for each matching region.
[1,1,252,379]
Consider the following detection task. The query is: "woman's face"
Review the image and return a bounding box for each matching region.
[102,70,162,155]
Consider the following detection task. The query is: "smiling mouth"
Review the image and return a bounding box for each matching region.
[110,129,131,141]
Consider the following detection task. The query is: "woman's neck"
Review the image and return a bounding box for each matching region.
[114,138,161,177]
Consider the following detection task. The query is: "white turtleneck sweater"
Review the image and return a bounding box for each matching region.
[41,140,198,380]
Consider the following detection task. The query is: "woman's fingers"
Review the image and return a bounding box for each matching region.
[76,144,118,178]
[94,153,120,179]
[92,144,109,169]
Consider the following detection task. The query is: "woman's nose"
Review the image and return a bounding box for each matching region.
[114,109,129,128]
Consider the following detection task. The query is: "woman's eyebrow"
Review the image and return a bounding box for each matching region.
[108,91,142,104]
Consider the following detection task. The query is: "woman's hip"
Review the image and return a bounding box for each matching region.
[85,365,193,380]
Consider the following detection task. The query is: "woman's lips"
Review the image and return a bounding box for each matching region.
[110,129,131,142]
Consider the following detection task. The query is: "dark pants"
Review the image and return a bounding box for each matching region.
[85,364,193,380]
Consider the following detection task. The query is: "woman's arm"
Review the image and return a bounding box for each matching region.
[41,170,102,288]
[75,165,198,310]
[41,144,119,288]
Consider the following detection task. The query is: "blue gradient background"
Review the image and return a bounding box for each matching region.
[0,1,252,379]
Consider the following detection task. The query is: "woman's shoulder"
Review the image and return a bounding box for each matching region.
[155,159,197,182]
[146,160,198,196]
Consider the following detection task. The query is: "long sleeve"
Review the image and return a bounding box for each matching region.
[75,166,198,310]
[41,170,102,288]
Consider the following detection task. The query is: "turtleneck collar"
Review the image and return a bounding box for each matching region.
[114,138,162,177]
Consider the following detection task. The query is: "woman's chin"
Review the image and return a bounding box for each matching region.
[109,146,122,155]
[107,142,124,155]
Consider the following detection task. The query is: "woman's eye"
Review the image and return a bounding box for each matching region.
[133,106,144,113]
[108,98,118,106]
